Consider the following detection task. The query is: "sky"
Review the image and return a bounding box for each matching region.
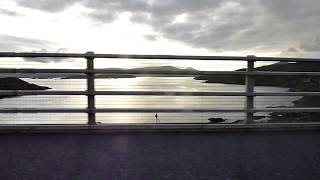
[0,0,320,69]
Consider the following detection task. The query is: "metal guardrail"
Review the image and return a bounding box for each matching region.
[1,51,320,125]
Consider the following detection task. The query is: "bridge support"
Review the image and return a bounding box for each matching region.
[245,57,255,124]
[86,51,96,125]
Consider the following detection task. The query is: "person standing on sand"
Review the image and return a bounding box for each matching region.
[155,113,159,123]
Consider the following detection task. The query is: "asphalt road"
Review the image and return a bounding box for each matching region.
[1,131,320,180]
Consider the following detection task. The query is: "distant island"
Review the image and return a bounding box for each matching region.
[62,66,198,79]
[195,62,320,123]
[130,66,197,73]
[0,77,50,98]
[195,62,320,89]
[62,74,136,79]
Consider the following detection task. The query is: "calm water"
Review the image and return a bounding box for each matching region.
[0,77,300,124]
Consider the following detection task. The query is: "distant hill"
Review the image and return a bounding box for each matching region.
[63,66,198,79]
[62,74,136,79]
[131,66,197,72]
[195,62,320,88]
[237,62,320,72]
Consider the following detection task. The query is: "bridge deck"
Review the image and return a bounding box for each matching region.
[1,130,320,180]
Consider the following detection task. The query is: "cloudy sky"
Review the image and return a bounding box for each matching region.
[1,0,320,59]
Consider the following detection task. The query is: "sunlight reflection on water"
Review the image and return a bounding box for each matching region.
[0,77,300,124]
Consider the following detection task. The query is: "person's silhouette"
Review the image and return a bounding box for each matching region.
[155,113,158,123]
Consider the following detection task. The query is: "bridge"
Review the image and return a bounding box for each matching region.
[0,52,320,179]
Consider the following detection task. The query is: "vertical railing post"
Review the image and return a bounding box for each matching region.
[86,51,96,125]
[245,56,255,124]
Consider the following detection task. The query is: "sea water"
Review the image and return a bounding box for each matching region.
[0,77,300,124]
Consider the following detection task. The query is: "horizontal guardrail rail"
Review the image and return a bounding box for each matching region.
[93,69,320,76]
[2,68,320,76]
[1,52,320,62]
[2,90,320,96]
[0,51,320,125]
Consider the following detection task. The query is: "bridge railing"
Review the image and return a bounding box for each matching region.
[1,51,320,125]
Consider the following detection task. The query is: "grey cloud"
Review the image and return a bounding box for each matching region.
[82,0,150,23]
[0,35,70,63]
[258,0,320,20]
[12,0,320,55]
[14,0,79,12]
[300,37,320,52]
[279,47,301,57]
[0,9,21,16]
[80,0,318,52]
[83,0,149,11]
[130,13,151,24]
[144,34,158,41]
[88,11,118,23]
[153,1,262,50]
[23,48,70,63]
[0,35,53,52]
[287,47,299,53]
[154,0,320,53]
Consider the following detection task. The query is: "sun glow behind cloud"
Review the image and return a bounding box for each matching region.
[0,0,282,55]
[0,1,243,70]
[1,1,208,54]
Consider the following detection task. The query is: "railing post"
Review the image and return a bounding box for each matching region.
[86,51,96,125]
[245,56,255,124]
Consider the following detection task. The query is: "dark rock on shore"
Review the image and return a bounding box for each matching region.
[267,112,312,123]
[231,120,243,124]
[208,118,226,123]
[253,116,267,120]
[0,77,50,98]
